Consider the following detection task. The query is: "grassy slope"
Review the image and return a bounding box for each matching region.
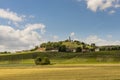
[1,51,120,65]
[0,51,120,80]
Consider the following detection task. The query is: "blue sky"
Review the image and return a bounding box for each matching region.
[0,0,120,51]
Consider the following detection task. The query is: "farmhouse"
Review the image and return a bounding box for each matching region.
[95,48,100,52]
[37,48,46,52]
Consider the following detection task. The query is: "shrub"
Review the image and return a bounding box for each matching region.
[34,57,42,65]
[34,57,50,65]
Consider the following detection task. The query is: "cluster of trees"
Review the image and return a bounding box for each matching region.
[0,51,11,54]
[40,41,67,52]
[30,46,39,51]
[100,46,120,51]
[40,40,96,52]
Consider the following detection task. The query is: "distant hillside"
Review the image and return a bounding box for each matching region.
[99,45,120,51]
[39,39,96,52]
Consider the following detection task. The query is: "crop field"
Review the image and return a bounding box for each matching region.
[0,51,120,80]
[0,64,120,80]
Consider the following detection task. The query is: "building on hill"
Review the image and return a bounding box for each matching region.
[69,36,71,42]
[37,48,46,52]
[66,48,74,52]
[48,49,59,52]
[95,48,100,52]
[82,48,90,53]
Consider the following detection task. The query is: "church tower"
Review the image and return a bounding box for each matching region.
[69,36,71,42]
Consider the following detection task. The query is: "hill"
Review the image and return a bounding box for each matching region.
[39,39,96,52]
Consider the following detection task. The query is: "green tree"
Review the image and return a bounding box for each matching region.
[34,57,50,65]
[81,42,86,49]
[40,43,47,48]
[59,45,66,52]
[76,47,82,52]
[91,43,96,51]
[91,43,96,48]
[30,46,38,51]
[74,40,81,45]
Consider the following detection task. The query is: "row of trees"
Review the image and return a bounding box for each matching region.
[0,51,11,54]
[100,46,120,51]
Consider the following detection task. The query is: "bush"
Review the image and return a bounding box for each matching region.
[34,57,50,65]
[34,57,42,65]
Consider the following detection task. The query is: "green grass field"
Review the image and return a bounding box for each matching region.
[0,51,120,80]
[1,51,120,65]
[0,64,120,80]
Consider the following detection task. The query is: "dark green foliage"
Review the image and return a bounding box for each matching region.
[81,42,86,49]
[30,46,39,51]
[40,43,47,48]
[65,39,70,42]
[41,41,61,51]
[42,57,51,65]
[91,43,96,48]
[34,57,42,65]
[59,45,66,52]
[76,47,82,52]
[34,57,50,65]
[74,40,81,45]
[100,46,120,51]
[40,40,95,52]
[0,51,11,54]
[91,43,96,51]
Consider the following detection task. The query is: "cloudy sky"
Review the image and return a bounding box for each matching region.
[0,0,120,52]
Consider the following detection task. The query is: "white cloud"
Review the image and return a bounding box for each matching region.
[29,15,35,18]
[0,8,47,52]
[85,0,120,12]
[109,10,116,14]
[24,24,46,34]
[0,8,23,22]
[84,35,120,46]
[115,4,120,8]
[86,0,104,12]
[0,24,46,52]
[52,35,59,41]
[70,32,75,37]
[53,35,59,40]
[69,32,80,41]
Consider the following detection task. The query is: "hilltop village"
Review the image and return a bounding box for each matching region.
[35,37,99,53]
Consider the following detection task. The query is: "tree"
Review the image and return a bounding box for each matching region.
[52,42,61,49]
[91,43,96,48]
[45,42,53,50]
[74,40,81,45]
[59,45,66,52]
[34,57,50,65]
[30,46,38,51]
[40,43,47,48]
[76,47,82,52]
[91,43,96,51]
[81,42,86,49]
